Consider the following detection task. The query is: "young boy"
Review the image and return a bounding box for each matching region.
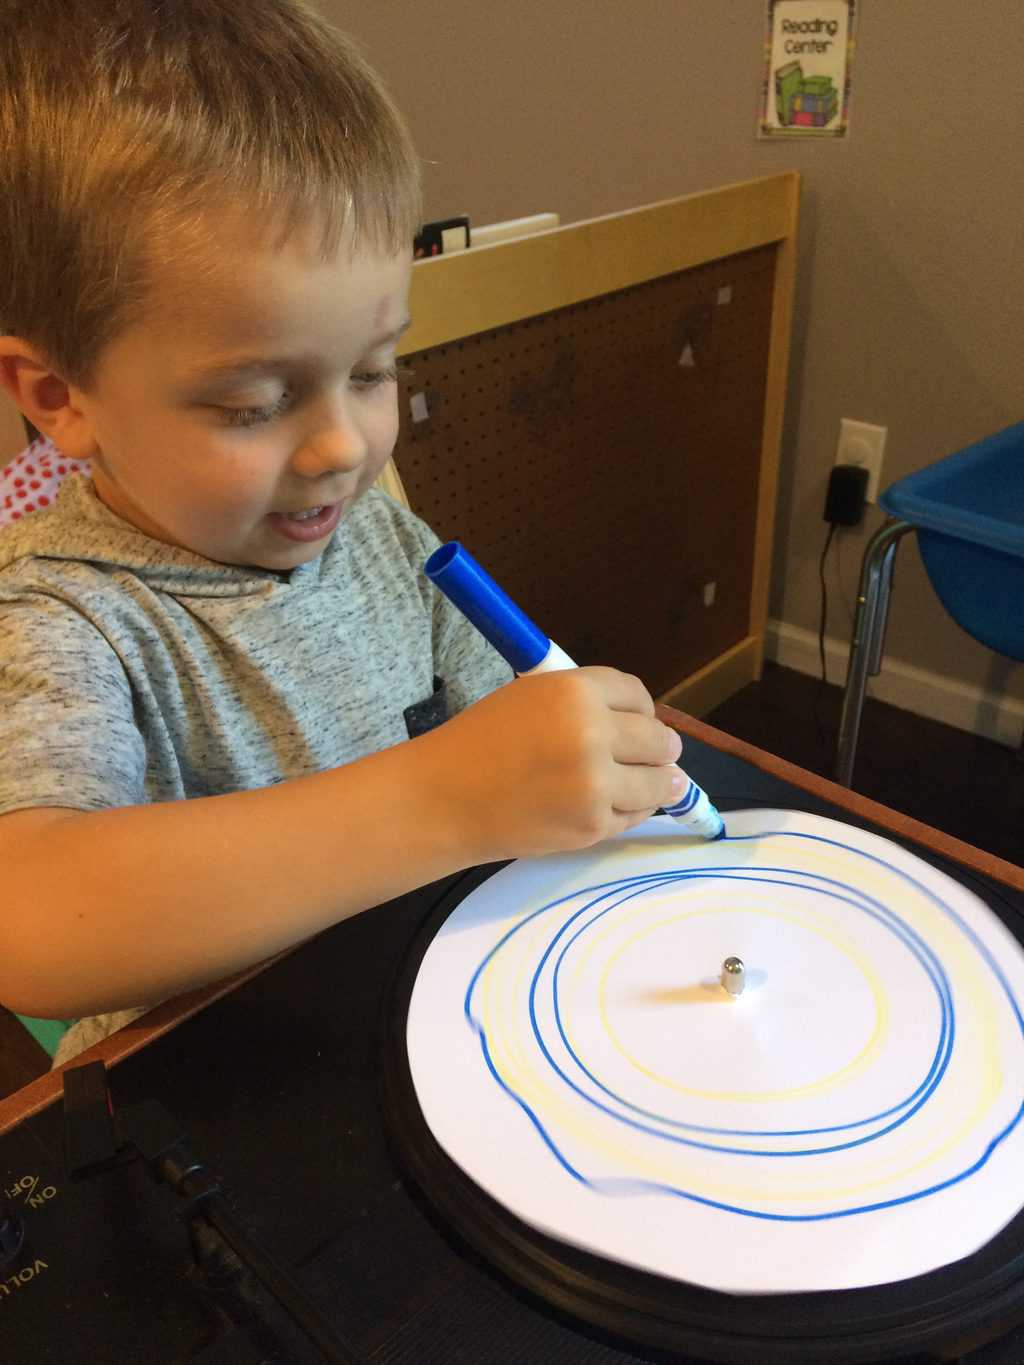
[0,0,685,1066]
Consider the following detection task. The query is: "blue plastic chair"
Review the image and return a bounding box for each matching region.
[836,421,1024,786]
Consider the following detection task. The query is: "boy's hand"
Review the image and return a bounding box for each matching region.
[423,666,685,862]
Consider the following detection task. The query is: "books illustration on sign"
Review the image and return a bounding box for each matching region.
[774,61,839,128]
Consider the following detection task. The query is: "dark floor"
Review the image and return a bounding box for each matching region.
[705,662,1023,867]
[3,664,1020,1103]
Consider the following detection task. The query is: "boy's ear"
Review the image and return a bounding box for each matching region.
[0,336,99,461]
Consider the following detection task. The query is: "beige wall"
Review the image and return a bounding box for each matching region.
[5,1,1021,709]
[338,0,1023,706]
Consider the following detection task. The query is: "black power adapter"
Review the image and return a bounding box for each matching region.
[824,463,869,526]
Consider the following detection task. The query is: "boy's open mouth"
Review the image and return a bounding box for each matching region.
[267,502,344,543]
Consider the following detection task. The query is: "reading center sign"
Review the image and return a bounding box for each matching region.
[759,0,856,138]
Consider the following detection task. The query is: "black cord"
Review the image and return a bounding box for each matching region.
[818,522,837,686]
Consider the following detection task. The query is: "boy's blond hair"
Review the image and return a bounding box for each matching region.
[0,0,422,392]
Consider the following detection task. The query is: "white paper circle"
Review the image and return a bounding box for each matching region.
[406,810,1024,1294]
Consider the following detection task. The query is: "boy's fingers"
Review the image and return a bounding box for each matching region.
[618,807,662,833]
[610,712,682,766]
[582,666,656,716]
[612,761,683,814]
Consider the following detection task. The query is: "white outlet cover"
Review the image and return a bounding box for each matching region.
[835,418,887,503]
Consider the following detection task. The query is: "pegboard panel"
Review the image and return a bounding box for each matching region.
[394,244,777,697]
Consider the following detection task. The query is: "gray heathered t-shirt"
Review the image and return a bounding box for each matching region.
[0,473,512,1060]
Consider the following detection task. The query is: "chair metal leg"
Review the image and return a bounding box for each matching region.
[835,519,914,787]
[866,536,899,676]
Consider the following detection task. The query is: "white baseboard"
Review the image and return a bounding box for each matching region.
[766,619,1024,749]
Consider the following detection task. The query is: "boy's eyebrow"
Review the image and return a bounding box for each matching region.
[182,318,413,384]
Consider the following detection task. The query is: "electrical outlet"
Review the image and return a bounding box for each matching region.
[835,418,887,503]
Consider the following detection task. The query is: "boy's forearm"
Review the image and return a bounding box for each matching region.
[0,735,475,1019]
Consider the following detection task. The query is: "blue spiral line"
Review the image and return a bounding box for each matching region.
[463,865,949,1144]
[472,1021,1024,1223]
[544,871,951,1149]
[458,829,1024,1219]
[463,862,952,1146]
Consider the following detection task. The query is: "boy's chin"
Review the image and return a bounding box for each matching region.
[234,542,328,574]
[236,523,342,573]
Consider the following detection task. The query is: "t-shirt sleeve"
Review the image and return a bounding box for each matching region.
[0,594,147,815]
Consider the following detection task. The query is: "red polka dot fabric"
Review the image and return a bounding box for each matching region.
[0,437,89,528]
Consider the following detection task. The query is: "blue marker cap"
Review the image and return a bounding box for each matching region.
[425,542,551,673]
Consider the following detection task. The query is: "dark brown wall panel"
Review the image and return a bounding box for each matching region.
[394,245,776,696]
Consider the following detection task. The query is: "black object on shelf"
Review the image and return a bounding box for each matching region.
[413,214,470,257]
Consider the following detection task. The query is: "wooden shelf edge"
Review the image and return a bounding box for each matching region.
[655,704,1024,894]
[406,172,800,353]
[0,952,290,1135]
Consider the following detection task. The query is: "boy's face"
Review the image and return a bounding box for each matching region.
[75,211,412,571]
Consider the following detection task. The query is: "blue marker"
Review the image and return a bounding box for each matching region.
[424,541,725,840]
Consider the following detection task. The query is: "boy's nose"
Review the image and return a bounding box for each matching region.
[290,408,368,478]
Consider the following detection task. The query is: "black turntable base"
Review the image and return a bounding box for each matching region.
[381,862,1024,1365]
[3,738,1024,1364]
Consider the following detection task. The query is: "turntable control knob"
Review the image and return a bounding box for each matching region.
[0,1192,25,1268]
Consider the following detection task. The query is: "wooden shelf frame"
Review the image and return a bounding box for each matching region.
[402,171,801,714]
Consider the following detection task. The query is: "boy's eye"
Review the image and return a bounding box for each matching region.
[216,365,414,428]
[351,363,413,389]
[219,393,291,428]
